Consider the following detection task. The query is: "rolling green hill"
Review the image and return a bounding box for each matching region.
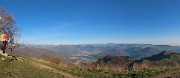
[138,50,180,67]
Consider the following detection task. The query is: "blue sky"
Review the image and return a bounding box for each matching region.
[1,0,180,45]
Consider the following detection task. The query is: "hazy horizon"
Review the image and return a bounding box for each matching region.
[1,0,180,45]
[21,42,180,46]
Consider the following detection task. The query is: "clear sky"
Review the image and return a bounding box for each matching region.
[1,0,180,45]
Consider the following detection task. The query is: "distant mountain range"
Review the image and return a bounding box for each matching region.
[18,43,180,62]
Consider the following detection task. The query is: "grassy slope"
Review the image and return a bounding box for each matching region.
[28,56,180,78]
[0,54,179,78]
[0,55,64,78]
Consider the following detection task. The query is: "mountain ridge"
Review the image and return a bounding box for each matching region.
[97,50,180,69]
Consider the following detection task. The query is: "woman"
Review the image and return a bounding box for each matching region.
[1,32,9,53]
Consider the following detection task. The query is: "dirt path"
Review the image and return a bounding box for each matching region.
[154,69,180,78]
[27,59,80,78]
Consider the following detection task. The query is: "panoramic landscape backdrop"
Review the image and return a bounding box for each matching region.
[0,0,180,78]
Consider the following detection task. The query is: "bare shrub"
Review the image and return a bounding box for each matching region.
[50,56,64,65]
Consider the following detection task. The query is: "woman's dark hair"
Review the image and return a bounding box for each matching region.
[4,31,7,34]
